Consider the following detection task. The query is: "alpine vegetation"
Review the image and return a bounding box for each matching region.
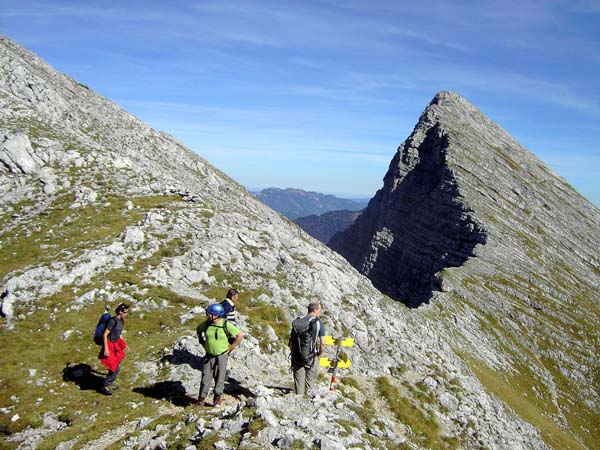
[1,35,598,450]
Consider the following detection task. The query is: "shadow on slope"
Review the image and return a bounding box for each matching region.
[132,378,256,408]
[133,381,195,407]
[160,348,203,370]
[132,350,257,406]
[62,363,105,393]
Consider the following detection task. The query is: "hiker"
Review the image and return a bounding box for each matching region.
[220,288,239,324]
[290,302,325,395]
[99,303,129,395]
[196,303,244,406]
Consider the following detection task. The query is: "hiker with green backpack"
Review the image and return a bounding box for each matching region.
[195,303,244,407]
[289,302,325,395]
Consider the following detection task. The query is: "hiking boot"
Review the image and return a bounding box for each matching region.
[194,397,206,407]
[213,395,222,406]
[100,386,113,396]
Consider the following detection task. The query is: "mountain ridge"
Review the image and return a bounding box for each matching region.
[1,35,597,449]
[293,209,364,244]
[254,187,367,219]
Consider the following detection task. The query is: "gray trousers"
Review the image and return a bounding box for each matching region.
[293,357,318,395]
[199,353,228,398]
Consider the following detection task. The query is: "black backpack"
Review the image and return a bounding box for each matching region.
[289,316,319,366]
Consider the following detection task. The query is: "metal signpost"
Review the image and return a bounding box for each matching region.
[320,335,354,391]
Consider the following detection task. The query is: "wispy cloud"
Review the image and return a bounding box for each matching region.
[3,0,598,203]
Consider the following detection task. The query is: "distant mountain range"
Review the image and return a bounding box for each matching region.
[254,187,368,219]
[293,209,364,244]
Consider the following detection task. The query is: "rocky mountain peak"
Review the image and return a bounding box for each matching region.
[329,89,599,448]
[429,90,471,106]
[330,92,494,307]
[331,91,598,307]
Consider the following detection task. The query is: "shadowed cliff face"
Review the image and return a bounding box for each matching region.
[330,119,487,307]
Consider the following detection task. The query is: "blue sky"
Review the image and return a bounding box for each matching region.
[2,1,599,206]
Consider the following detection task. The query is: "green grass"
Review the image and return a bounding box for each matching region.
[238,298,289,351]
[456,273,599,450]
[376,376,458,449]
[389,364,408,378]
[207,266,243,288]
[462,354,587,450]
[0,277,218,448]
[246,414,268,436]
[0,198,36,230]
[335,418,357,436]
[340,376,360,390]
[0,194,184,281]
[291,253,314,268]
[0,221,212,448]
[79,236,195,308]
[0,292,159,441]
[493,145,521,172]
[347,398,375,426]
[443,275,597,447]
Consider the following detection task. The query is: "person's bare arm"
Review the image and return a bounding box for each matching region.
[103,328,111,357]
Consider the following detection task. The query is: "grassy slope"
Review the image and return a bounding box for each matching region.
[432,265,599,450]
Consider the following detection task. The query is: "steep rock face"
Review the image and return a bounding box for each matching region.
[330,118,487,306]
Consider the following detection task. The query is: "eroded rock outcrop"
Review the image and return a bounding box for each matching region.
[330,92,598,309]
[330,114,487,306]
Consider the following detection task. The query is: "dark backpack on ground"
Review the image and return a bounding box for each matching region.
[289,316,318,366]
[93,311,112,346]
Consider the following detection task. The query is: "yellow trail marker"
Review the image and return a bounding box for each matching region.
[320,357,333,368]
[320,357,351,369]
[323,336,355,347]
[340,338,354,347]
[323,336,337,346]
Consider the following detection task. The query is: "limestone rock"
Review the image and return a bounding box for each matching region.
[0,132,41,174]
[0,36,595,450]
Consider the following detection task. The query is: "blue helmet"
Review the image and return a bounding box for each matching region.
[206,303,225,317]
